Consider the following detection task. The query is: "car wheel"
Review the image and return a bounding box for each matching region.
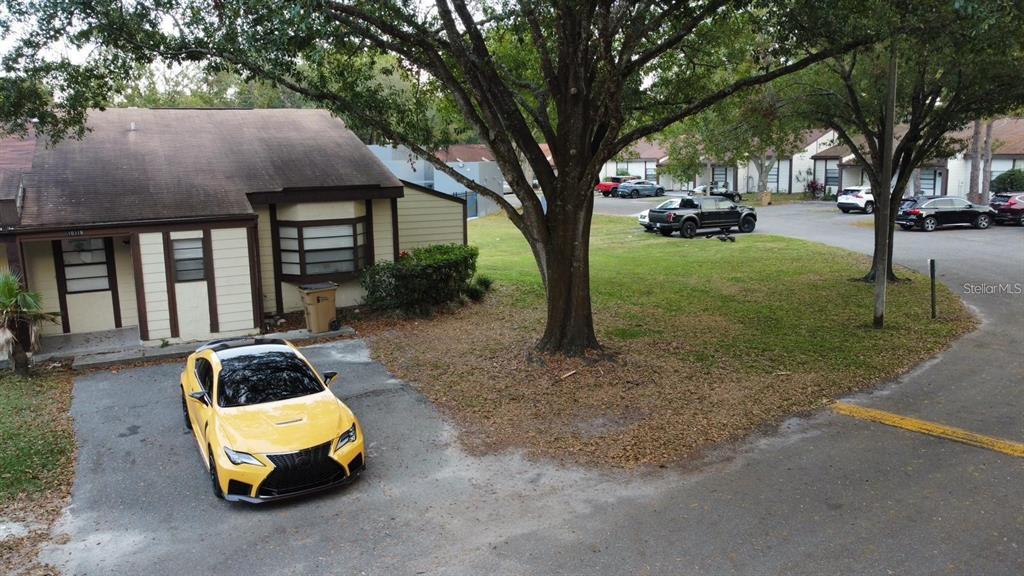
[656,188,664,196]
[209,449,224,500]
[631,190,639,198]
[680,220,697,239]
[602,192,611,197]
[863,202,874,214]
[840,208,850,214]
[181,393,192,431]
[659,228,673,237]
[922,216,938,232]
[739,217,756,233]
[973,214,992,229]
[899,224,914,231]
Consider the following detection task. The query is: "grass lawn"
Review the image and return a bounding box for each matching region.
[0,370,75,573]
[361,214,975,467]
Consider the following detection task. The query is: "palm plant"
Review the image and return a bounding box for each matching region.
[0,271,58,376]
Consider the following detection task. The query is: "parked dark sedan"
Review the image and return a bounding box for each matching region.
[647,196,756,238]
[895,195,996,231]
[990,192,1024,225]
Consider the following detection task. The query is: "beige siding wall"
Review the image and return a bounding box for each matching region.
[212,227,257,333]
[397,186,465,250]
[113,237,138,327]
[255,206,276,313]
[277,200,365,221]
[138,232,172,340]
[371,198,394,263]
[23,242,62,336]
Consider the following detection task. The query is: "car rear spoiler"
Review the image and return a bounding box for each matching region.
[195,336,289,353]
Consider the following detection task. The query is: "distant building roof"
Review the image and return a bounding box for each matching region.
[435,144,494,163]
[11,108,401,229]
[812,118,1024,163]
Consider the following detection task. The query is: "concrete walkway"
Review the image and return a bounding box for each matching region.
[33,326,355,369]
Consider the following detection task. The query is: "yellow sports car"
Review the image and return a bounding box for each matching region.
[179,338,364,503]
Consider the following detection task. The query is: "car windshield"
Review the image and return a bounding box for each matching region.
[841,188,863,195]
[900,199,917,209]
[217,351,324,408]
[603,177,621,183]
[657,199,680,209]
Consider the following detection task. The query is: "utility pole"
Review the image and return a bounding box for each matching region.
[875,38,897,329]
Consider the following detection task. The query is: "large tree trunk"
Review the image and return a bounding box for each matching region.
[968,119,982,202]
[535,188,599,354]
[756,156,775,206]
[981,119,995,204]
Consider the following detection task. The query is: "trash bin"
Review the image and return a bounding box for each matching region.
[299,282,338,334]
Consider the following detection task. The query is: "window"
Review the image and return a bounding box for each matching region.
[216,350,325,408]
[825,167,840,188]
[712,166,728,184]
[194,357,213,394]
[645,164,657,181]
[920,169,937,194]
[172,238,205,282]
[278,220,368,279]
[61,239,109,293]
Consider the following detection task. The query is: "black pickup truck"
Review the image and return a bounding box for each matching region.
[647,196,757,238]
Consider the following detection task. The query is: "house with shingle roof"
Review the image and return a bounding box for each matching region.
[0,108,466,344]
[810,117,1024,196]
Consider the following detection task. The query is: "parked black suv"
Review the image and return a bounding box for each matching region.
[895,195,996,232]
[647,196,756,238]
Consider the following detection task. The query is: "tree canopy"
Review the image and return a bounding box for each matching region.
[1,0,878,353]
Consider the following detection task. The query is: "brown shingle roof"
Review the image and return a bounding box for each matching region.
[0,134,37,201]
[812,118,1024,161]
[17,108,401,229]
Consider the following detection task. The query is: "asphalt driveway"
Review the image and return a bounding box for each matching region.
[45,204,1023,575]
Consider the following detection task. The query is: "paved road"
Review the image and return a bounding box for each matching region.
[47,204,1023,575]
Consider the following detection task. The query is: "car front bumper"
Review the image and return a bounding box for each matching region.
[216,431,366,504]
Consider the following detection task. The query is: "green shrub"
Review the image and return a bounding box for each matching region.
[992,169,1024,193]
[465,283,486,302]
[474,275,494,292]
[361,244,479,313]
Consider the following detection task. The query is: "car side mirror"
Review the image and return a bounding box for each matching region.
[323,371,338,386]
[189,391,209,406]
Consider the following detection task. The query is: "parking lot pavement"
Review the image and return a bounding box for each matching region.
[45,205,1024,575]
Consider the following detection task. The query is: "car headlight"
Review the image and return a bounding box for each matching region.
[223,446,264,467]
[335,423,358,452]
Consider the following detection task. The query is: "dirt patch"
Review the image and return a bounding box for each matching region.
[356,282,973,468]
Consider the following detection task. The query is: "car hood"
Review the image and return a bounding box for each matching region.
[215,390,353,455]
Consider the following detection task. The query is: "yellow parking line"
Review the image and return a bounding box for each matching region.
[832,402,1024,458]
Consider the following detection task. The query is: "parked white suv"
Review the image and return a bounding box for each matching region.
[837,186,874,214]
